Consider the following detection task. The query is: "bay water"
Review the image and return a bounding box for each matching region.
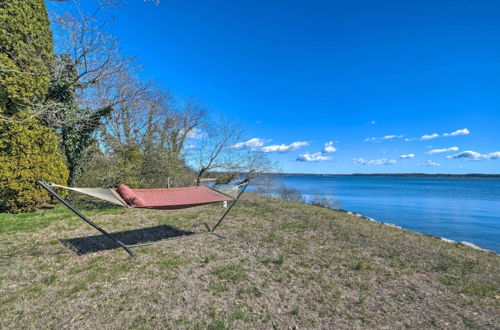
[273,176,500,253]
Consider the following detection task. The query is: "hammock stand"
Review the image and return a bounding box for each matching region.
[37,180,249,257]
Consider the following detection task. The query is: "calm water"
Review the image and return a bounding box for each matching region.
[274,176,500,253]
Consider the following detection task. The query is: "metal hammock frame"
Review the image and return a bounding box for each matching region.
[37,180,249,257]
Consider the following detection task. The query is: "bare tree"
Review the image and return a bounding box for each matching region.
[49,0,138,120]
[102,76,205,154]
[188,117,276,186]
[190,117,242,185]
[94,74,206,187]
[100,72,152,150]
[238,149,277,181]
[156,98,206,155]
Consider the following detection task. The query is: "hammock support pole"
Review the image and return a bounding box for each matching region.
[37,181,136,257]
[211,182,248,233]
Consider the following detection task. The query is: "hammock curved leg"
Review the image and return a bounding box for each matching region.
[37,181,136,257]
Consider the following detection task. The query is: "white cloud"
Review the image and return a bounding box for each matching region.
[352,158,397,165]
[405,128,470,142]
[446,150,500,161]
[296,141,335,162]
[260,141,308,153]
[371,158,397,165]
[231,138,267,150]
[426,146,459,155]
[183,144,196,150]
[231,139,309,153]
[400,153,415,159]
[421,160,440,167]
[421,133,439,140]
[443,128,470,137]
[370,120,376,125]
[322,141,337,153]
[296,152,331,162]
[364,134,404,142]
[490,152,500,159]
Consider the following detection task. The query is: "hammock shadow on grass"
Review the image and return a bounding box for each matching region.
[60,225,195,255]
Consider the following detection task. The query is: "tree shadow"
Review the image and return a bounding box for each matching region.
[60,225,195,255]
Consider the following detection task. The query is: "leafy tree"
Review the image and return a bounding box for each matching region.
[0,118,69,213]
[0,0,54,115]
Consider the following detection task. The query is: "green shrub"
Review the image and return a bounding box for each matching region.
[77,145,143,188]
[78,146,196,189]
[0,118,68,213]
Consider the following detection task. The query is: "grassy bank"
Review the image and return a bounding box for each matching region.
[0,194,498,329]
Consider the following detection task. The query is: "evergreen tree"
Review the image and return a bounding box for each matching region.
[0,0,54,115]
[0,0,69,212]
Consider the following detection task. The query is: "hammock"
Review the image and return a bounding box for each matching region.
[37,180,249,257]
[49,183,235,209]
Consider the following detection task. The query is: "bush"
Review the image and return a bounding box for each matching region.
[0,118,68,213]
[76,146,141,188]
[310,195,340,209]
[277,185,304,203]
[77,146,196,189]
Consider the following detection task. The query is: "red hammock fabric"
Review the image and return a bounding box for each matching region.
[114,184,234,210]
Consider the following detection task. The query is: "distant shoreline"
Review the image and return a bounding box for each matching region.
[265,173,500,178]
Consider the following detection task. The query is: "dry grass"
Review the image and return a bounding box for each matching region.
[0,193,499,329]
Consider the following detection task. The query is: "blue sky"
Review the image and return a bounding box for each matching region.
[62,0,500,174]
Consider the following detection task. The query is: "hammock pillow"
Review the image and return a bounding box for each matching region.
[117,184,136,205]
[132,196,146,207]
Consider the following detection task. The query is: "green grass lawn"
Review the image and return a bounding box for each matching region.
[0,193,498,329]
